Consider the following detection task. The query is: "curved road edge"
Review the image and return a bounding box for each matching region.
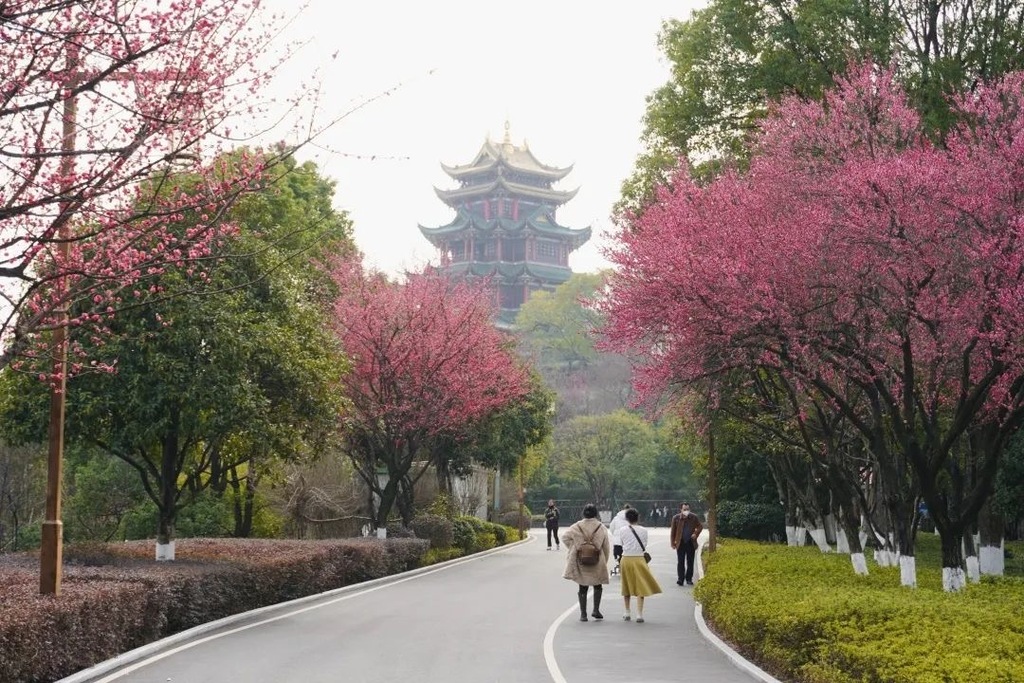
[58,536,533,683]
[693,603,783,683]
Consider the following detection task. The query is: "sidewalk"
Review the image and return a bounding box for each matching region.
[547,528,779,683]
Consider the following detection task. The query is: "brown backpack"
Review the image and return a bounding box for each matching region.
[576,524,602,566]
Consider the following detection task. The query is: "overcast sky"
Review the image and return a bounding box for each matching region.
[264,1,703,276]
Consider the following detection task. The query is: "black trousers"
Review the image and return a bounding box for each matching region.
[676,540,696,582]
[547,525,559,547]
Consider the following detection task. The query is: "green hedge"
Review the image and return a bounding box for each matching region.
[695,537,1024,682]
[0,537,427,682]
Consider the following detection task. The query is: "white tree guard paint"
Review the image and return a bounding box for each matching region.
[836,531,851,554]
[850,552,868,575]
[785,525,807,546]
[808,527,831,553]
[376,527,387,540]
[965,555,980,584]
[874,549,897,567]
[899,555,916,587]
[155,541,176,561]
[942,566,966,592]
[858,530,869,549]
[980,544,1005,576]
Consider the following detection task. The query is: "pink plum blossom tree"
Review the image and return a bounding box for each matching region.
[602,64,1024,591]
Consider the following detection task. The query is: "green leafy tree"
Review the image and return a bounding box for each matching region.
[550,410,660,508]
[621,0,1024,215]
[0,153,352,553]
[515,273,632,420]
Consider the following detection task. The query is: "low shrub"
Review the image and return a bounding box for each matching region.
[0,536,429,683]
[410,514,455,549]
[422,547,464,565]
[716,501,786,542]
[452,518,476,553]
[696,537,1024,682]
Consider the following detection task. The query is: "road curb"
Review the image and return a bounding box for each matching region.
[58,536,532,683]
[693,602,783,683]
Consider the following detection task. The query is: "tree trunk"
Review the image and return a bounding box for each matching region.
[978,499,1005,576]
[939,528,967,592]
[963,527,980,584]
[156,417,179,561]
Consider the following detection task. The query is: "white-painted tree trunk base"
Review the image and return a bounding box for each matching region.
[808,528,831,553]
[155,541,176,561]
[836,532,851,554]
[786,526,807,546]
[850,552,868,575]
[965,555,980,584]
[859,531,869,549]
[376,527,387,540]
[942,566,966,592]
[980,544,1005,576]
[899,555,917,587]
[874,549,897,567]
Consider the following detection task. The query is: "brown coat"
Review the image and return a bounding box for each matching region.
[670,511,704,549]
[561,518,612,585]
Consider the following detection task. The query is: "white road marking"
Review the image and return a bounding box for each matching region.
[543,603,575,683]
[91,540,529,682]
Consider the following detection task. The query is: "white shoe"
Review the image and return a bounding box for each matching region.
[622,613,631,622]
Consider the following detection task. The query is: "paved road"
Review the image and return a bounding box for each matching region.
[74,529,762,683]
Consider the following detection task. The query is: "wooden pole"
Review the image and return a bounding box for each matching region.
[40,46,79,595]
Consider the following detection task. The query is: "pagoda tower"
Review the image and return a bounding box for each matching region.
[420,124,591,323]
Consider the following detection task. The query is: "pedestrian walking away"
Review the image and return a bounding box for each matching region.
[619,508,662,622]
[561,503,612,622]
[545,499,561,550]
[608,502,632,575]
[670,501,704,585]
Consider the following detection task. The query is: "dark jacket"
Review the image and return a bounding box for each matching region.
[545,506,560,529]
[670,511,703,548]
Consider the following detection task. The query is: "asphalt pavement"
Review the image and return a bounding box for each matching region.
[62,528,772,683]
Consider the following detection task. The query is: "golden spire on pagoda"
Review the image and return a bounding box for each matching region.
[501,119,513,154]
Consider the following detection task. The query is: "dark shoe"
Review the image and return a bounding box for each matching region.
[686,580,694,585]
[580,614,588,622]
[591,610,604,620]
[676,580,685,586]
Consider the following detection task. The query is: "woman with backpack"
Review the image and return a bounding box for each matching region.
[561,503,612,622]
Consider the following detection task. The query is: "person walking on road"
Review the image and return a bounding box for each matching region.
[561,503,612,622]
[545,499,561,550]
[619,508,662,623]
[670,501,704,586]
[608,503,632,571]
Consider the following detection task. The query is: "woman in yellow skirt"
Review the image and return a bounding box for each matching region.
[618,507,662,622]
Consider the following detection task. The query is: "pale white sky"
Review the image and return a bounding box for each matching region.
[264,1,702,276]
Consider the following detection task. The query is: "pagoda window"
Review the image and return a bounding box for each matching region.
[474,239,497,261]
[536,239,560,264]
[499,284,525,310]
[449,240,465,261]
[501,238,526,262]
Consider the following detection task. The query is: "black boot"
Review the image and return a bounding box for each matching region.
[591,586,604,620]
[578,588,588,621]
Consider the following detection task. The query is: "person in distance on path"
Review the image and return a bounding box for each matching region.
[561,503,612,622]
[670,501,704,585]
[545,499,561,550]
[619,508,662,623]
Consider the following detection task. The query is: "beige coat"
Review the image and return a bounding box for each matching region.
[561,518,612,585]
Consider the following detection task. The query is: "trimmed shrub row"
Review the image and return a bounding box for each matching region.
[695,537,1024,682]
[1,537,427,683]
